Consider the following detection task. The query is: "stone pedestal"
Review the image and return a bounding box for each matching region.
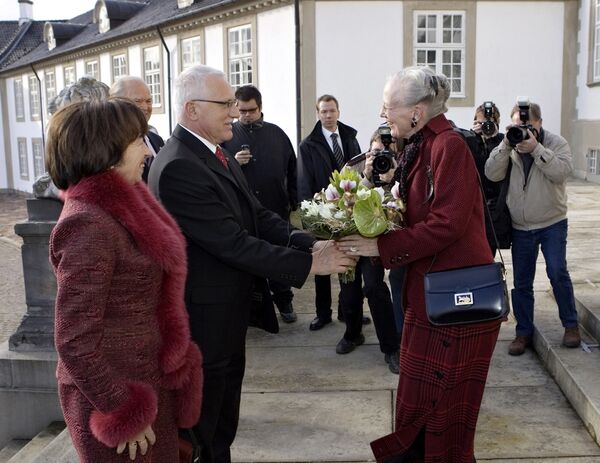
[9,198,62,352]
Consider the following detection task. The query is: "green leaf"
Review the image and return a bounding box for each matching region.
[353,190,388,238]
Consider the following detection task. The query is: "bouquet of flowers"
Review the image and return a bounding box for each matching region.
[299,168,405,282]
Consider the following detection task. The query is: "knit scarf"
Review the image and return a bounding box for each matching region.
[395,130,424,205]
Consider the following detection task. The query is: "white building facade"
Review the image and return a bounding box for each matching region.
[0,0,598,193]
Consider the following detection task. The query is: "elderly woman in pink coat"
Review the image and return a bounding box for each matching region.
[47,98,202,462]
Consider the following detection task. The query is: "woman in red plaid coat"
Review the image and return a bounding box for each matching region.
[47,99,202,462]
[340,67,502,462]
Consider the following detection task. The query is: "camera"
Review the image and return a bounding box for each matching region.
[480,101,497,137]
[372,125,395,175]
[506,97,539,146]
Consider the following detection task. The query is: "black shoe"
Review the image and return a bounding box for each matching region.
[309,316,332,331]
[278,302,297,323]
[337,312,345,322]
[362,316,371,325]
[335,333,365,354]
[384,350,400,374]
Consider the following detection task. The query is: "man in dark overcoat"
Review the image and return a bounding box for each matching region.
[148,65,354,463]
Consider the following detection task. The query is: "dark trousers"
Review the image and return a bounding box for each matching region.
[388,266,406,337]
[339,257,399,354]
[315,274,333,319]
[269,279,294,308]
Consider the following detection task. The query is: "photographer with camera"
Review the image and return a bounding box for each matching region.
[485,99,580,356]
[467,102,511,255]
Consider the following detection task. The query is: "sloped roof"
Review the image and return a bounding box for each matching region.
[0,0,241,74]
[0,20,45,70]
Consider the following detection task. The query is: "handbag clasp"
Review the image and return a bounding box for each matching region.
[454,292,473,306]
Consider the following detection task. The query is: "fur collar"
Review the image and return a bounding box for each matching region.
[65,170,186,273]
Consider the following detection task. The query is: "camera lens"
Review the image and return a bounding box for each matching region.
[481,120,496,137]
[373,153,392,174]
[506,126,529,146]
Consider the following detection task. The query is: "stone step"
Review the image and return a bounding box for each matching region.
[532,291,600,448]
[29,428,77,463]
[6,422,65,463]
[574,285,600,344]
[0,440,28,463]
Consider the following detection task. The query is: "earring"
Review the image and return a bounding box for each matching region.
[410,116,418,128]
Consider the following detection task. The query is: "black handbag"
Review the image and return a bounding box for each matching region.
[179,428,201,463]
[424,170,511,326]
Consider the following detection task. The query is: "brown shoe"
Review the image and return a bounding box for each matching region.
[563,327,581,348]
[508,336,532,356]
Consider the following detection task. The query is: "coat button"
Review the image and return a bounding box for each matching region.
[390,257,396,264]
[442,340,450,347]
[434,371,444,379]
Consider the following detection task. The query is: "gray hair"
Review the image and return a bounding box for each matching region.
[48,76,109,114]
[109,76,148,97]
[387,66,451,118]
[174,65,226,120]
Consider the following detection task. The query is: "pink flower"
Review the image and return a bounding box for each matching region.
[325,184,340,201]
[339,179,356,192]
[391,181,401,200]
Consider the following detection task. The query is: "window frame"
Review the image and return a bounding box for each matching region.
[85,58,100,80]
[17,137,29,180]
[588,148,600,174]
[28,74,41,121]
[14,78,25,122]
[141,43,164,114]
[111,50,129,84]
[403,1,475,107]
[32,138,45,179]
[588,0,600,86]
[45,69,56,115]
[63,64,77,86]
[224,17,257,89]
[179,31,204,72]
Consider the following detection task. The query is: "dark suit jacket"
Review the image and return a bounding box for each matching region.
[142,131,165,183]
[148,124,314,360]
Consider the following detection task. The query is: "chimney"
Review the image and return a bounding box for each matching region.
[18,0,33,25]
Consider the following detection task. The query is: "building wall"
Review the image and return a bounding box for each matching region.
[573,0,600,181]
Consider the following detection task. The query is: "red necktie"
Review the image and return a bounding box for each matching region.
[215,146,229,170]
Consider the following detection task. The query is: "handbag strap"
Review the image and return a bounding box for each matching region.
[185,428,201,461]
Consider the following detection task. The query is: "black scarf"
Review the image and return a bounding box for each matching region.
[395,131,424,205]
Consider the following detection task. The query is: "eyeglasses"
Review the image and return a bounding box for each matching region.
[190,99,236,109]
[238,106,259,114]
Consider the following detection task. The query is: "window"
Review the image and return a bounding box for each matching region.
[414,11,465,96]
[17,138,28,180]
[588,148,599,174]
[178,0,193,8]
[32,138,44,179]
[181,36,202,70]
[112,53,127,82]
[85,60,99,80]
[593,0,600,82]
[228,24,253,88]
[47,25,56,50]
[45,70,56,112]
[64,65,76,85]
[28,75,41,120]
[14,79,25,121]
[143,46,161,107]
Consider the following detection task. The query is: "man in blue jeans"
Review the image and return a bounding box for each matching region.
[485,101,580,356]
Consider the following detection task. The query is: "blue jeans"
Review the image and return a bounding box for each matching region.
[511,219,578,337]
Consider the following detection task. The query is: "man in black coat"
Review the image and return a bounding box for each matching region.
[297,94,362,331]
[148,65,355,463]
[222,85,298,323]
[110,76,164,182]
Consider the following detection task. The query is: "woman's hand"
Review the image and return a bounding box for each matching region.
[116,425,156,460]
[337,235,380,257]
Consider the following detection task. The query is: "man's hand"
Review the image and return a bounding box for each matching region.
[234,148,253,165]
[515,129,538,154]
[116,425,156,460]
[310,240,358,275]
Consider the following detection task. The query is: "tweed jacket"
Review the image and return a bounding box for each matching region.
[372,114,502,462]
[50,170,202,460]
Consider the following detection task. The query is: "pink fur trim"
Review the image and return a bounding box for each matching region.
[89,381,157,448]
[173,345,203,427]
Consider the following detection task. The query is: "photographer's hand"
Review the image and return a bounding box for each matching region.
[379,165,397,184]
[516,129,538,154]
[471,121,482,135]
[363,152,375,181]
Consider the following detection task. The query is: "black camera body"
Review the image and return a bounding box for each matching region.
[373,125,395,175]
[506,97,539,146]
[480,101,497,137]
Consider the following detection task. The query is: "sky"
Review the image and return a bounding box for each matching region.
[0,0,95,21]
